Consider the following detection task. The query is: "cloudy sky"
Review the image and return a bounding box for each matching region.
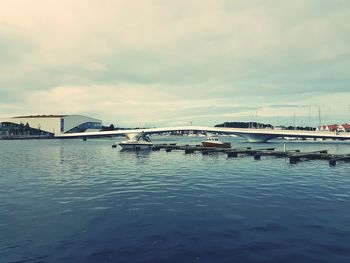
[1,0,349,127]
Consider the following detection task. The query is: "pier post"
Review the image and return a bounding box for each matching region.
[254,154,261,160]
[329,159,337,166]
[185,149,195,154]
[289,156,300,164]
[227,152,237,158]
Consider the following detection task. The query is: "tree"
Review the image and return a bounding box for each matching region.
[25,123,30,136]
[101,124,116,131]
[19,123,25,135]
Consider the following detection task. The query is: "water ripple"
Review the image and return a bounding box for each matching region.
[1,138,350,262]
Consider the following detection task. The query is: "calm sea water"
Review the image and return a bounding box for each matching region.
[1,137,350,263]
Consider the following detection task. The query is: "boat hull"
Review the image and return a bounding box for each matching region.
[202,141,231,148]
[118,142,153,150]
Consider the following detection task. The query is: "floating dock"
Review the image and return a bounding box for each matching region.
[114,143,350,166]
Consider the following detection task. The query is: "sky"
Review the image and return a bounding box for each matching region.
[0,0,349,127]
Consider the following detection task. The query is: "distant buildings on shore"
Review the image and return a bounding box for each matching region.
[0,115,102,138]
[215,122,315,131]
[316,124,350,132]
[216,121,350,132]
[215,122,274,129]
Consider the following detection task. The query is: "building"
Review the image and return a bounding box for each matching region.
[337,124,350,132]
[0,115,102,137]
[316,124,350,132]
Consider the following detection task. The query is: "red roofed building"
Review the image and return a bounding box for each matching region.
[338,124,350,132]
[317,124,350,132]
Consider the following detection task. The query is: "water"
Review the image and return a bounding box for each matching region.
[1,137,350,263]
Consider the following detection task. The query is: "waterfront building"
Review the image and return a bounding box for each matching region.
[316,124,350,132]
[0,115,102,138]
[337,124,350,132]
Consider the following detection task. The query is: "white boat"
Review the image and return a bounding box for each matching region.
[201,136,231,148]
[118,133,153,150]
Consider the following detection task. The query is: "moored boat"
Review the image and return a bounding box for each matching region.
[201,136,231,148]
[118,133,153,150]
[118,140,153,150]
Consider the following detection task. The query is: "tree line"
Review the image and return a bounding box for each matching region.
[1,122,50,137]
[215,122,315,130]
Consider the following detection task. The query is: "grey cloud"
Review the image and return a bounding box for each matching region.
[1,1,350,124]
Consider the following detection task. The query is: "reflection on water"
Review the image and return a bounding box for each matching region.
[0,137,350,263]
[119,149,151,164]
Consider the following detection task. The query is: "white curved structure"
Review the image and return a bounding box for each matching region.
[55,126,350,143]
[0,115,102,136]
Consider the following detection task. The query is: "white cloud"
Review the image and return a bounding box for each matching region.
[21,84,226,125]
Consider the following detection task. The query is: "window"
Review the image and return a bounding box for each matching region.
[65,122,102,133]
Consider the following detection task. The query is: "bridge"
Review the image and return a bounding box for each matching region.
[55,126,350,143]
